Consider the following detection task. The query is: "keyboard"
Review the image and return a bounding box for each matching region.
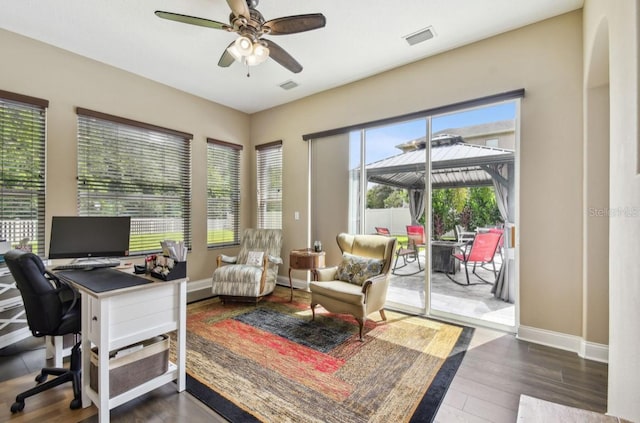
[53,261,120,271]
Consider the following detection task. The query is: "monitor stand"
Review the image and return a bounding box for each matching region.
[72,257,121,266]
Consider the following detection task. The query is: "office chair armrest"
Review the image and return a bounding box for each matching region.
[45,271,79,318]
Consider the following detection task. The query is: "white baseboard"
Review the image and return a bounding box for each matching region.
[187,276,309,297]
[186,278,212,302]
[188,278,211,292]
[276,275,309,291]
[580,340,609,363]
[517,325,608,363]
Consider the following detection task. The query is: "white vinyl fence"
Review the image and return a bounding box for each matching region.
[365,208,411,235]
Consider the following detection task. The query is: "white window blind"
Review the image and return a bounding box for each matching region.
[256,141,282,229]
[76,108,192,255]
[0,90,47,256]
[207,138,242,247]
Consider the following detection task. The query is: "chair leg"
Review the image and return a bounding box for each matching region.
[393,251,411,273]
[355,318,365,342]
[445,262,473,286]
[379,309,387,321]
[392,251,424,276]
[69,341,82,409]
[11,340,82,413]
[310,303,316,321]
[392,254,400,273]
[471,261,498,285]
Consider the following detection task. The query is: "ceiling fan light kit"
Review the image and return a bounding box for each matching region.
[156,0,326,75]
[227,36,270,66]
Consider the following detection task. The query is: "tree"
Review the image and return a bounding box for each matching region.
[383,189,408,208]
[431,188,466,238]
[466,187,502,229]
[431,187,501,238]
[366,184,395,208]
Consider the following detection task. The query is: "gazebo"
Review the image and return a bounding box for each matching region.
[364,134,516,303]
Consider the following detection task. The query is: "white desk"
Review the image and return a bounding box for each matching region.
[65,271,186,423]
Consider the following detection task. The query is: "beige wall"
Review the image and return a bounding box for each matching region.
[0,28,251,283]
[251,11,587,336]
[584,0,640,420]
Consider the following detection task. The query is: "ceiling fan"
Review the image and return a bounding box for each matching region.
[155,0,326,74]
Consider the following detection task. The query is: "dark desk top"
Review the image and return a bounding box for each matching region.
[56,268,152,293]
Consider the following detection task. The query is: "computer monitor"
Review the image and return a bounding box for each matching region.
[48,216,131,259]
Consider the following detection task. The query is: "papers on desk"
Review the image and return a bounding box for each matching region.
[160,240,187,261]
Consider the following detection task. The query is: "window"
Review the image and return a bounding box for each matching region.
[0,90,47,255]
[256,141,282,229]
[485,138,499,147]
[207,139,242,247]
[76,108,192,255]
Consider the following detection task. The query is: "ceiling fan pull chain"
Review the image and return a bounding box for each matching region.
[246,62,251,77]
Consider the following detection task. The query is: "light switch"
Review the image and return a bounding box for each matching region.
[294,211,300,220]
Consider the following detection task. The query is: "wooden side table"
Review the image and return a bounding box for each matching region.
[289,248,325,302]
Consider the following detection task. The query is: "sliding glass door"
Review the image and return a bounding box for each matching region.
[354,121,428,314]
[308,93,520,330]
[428,102,518,331]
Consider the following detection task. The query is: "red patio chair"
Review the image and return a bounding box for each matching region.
[392,225,427,275]
[449,231,502,285]
[375,227,391,236]
[488,227,504,262]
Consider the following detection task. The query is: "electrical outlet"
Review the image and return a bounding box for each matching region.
[294,211,300,220]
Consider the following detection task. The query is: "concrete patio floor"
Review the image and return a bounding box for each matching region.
[386,252,515,328]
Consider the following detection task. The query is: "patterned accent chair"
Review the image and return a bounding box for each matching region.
[212,228,283,303]
[310,233,397,341]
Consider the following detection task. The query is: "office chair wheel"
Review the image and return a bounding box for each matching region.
[70,398,82,410]
[11,400,25,413]
[35,373,48,384]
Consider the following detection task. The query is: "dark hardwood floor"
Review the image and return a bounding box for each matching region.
[0,327,608,422]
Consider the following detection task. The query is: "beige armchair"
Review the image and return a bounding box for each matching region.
[310,233,397,341]
[212,228,283,304]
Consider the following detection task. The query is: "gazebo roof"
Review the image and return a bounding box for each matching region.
[365,135,514,189]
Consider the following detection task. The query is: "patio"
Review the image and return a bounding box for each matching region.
[364,135,517,305]
[386,250,515,327]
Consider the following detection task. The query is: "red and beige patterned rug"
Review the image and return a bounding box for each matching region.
[180,286,473,422]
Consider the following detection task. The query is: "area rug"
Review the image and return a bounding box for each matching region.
[179,286,473,423]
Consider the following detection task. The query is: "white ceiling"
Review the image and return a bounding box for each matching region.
[1,0,583,114]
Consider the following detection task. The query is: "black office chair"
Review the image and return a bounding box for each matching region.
[4,249,82,412]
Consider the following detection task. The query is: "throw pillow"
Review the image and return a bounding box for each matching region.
[246,251,264,266]
[336,252,384,286]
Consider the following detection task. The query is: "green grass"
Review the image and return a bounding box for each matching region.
[125,229,237,255]
[206,229,235,244]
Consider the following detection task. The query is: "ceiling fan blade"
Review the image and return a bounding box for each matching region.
[226,0,250,19]
[263,39,303,73]
[155,11,231,30]
[218,42,236,68]
[264,13,326,35]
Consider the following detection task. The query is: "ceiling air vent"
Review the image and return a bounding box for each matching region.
[404,26,435,46]
[279,80,299,90]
